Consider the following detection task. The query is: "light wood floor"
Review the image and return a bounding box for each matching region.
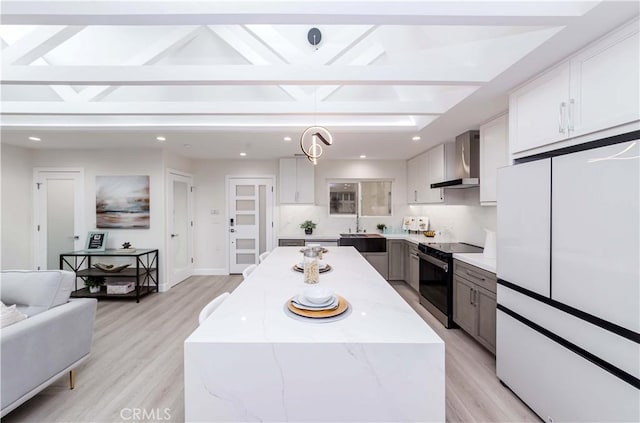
[3,276,540,423]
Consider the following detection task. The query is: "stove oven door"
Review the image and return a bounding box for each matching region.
[418,251,450,318]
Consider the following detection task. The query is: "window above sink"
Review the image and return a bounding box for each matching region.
[328,180,392,217]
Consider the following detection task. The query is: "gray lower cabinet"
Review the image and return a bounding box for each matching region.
[453,259,497,354]
[387,240,407,281]
[362,252,389,279]
[475,286,497,352]
[406,243,419,292]
[408,252,419,292]
[279,239,305,247]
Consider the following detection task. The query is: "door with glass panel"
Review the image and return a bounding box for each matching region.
[168,172,194,288]
[228,178,274,274]
[34,169,84,270]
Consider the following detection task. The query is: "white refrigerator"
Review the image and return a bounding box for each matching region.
[496,137,639,422]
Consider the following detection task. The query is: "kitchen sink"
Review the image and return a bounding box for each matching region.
[339,233,386,252]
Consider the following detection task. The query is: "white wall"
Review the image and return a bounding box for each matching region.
[164,149,194,174]
[192,159,278,272]
[410,189,497,247]
[1,144,34,269]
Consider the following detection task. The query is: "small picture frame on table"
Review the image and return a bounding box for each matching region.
[85,231,107,252]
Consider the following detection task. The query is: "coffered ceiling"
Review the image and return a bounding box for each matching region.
[1,1,638,159]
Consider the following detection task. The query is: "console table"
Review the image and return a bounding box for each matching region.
[60,249,159,303]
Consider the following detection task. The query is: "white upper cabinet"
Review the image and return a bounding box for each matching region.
[509,19,639,156]
[407,152,426,204]
[279,158,315,204]
[479,113,509,205]
[406,145,445,204]
[570,23,639,138]
[424,144,445,204]
[509,63,571,154]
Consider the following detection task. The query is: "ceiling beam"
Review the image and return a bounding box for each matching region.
[0,101,445,116]
[0,1,593,25]
[1,26,85,65]
[207,25,307,101]
[1,65,489,85]
[76,26,203,102]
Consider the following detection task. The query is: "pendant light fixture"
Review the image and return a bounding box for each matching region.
[299,27,333,165]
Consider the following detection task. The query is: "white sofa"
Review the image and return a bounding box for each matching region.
[1,270,97,417]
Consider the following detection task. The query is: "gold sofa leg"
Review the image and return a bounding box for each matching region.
[69,369,76,390]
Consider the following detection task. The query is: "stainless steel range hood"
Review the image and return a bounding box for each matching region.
[431,130,480,189]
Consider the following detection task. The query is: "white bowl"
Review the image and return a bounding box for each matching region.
[303,287,334,304]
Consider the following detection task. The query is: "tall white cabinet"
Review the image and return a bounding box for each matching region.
[279,158,315,204]
[509,19,639,156]
[479,113,509,205]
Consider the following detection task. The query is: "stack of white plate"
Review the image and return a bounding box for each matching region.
[291,287,338,311]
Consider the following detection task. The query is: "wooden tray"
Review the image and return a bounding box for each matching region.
[293,264,332,273]
[287,296,349,319]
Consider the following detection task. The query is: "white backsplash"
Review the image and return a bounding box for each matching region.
[279,194,496,247]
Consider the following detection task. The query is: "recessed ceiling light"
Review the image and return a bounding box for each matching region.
[283,136,292,141]
[156,136,166,142]
[183,143,192,149]
[240,152,247,157]
[360,155,367,159]
[28,136,41,142]
[412,136,421,141]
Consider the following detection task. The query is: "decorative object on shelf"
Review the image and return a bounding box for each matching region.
[118,241,137,253]
[85,276,105,294]
[93,263,130,273]
[96,175,150,229]
[106,281,135,295]
[376,223,387,233]
[300,126,333,165]
[84,231,107,251]
[300,220,317,235]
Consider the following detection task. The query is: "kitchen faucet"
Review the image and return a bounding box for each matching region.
[355,211,362,233]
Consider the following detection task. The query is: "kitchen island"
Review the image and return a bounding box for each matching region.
[184,246,444,422]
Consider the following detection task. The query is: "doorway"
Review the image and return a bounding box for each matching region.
[33,168,85,270]
[227,177,274,274]
[167,170,194,288]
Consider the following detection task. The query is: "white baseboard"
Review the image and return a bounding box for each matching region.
[193,268,229,276]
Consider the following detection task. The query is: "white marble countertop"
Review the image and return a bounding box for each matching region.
[187,246,442,345]
[453,253,496,274]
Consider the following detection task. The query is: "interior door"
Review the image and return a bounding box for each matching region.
[228,178,273,274]
[167,172,193,288]
[34,169,84,270]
